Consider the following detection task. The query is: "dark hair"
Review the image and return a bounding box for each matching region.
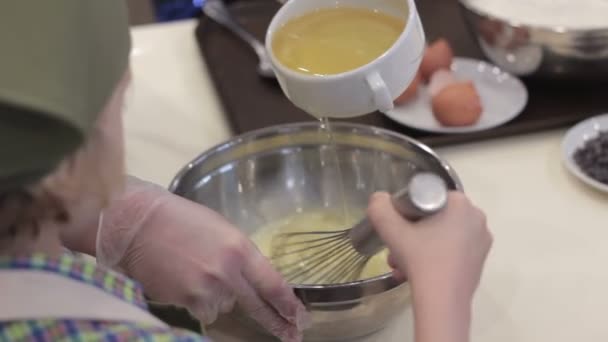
[0,187,69,240]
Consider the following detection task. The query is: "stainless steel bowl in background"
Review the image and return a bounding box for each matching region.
[459,0,608,80]
[169,122,462,341]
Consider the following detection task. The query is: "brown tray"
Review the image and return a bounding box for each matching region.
[195,0,608,147]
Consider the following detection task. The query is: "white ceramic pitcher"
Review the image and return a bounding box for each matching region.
[266,0,426,118]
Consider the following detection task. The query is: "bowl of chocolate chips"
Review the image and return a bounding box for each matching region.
[562,113,608,192]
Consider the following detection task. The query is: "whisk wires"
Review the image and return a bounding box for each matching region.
[270,229,371,284]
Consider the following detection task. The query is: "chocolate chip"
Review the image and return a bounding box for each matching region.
[574,131,608,185]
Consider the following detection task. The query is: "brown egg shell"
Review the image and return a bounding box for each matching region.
[427,69,457,98]
[431,82,483,127]
[394,72,422,105]
[420,38,454,81]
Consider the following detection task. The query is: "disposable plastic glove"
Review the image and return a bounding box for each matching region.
[97,176,308,342]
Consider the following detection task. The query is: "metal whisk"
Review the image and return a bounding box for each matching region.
[270,172,449,285]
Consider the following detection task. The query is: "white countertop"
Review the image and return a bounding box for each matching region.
[127,20,608,342]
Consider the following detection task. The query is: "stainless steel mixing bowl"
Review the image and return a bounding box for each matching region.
[169,122,462,341]
[459,0,608,80]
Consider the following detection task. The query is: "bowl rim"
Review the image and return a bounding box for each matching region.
[459,0,608,35]
[168,121,463,302]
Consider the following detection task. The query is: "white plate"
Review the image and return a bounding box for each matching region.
[561,113,608,193]
[384,57,528,134]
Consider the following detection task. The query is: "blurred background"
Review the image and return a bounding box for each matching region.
[127,0,204,25]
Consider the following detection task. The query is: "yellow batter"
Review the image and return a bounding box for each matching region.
[252,210,391,284]
[272,7,406,76]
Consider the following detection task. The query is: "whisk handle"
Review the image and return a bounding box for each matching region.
[391,172,448,219]
[349,172,448,256]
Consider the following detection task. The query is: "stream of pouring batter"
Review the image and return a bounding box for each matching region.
[319,117,350,226]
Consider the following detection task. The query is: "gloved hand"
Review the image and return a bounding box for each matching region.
[97,176,308,342]
[367,191,492,303]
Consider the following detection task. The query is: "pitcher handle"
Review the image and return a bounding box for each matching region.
[366,72,394,113]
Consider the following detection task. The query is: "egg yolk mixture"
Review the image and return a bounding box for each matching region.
[251,210,391,284]
[272,7,406,76]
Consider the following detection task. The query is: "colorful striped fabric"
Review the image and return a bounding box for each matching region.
[0,253,209,342]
